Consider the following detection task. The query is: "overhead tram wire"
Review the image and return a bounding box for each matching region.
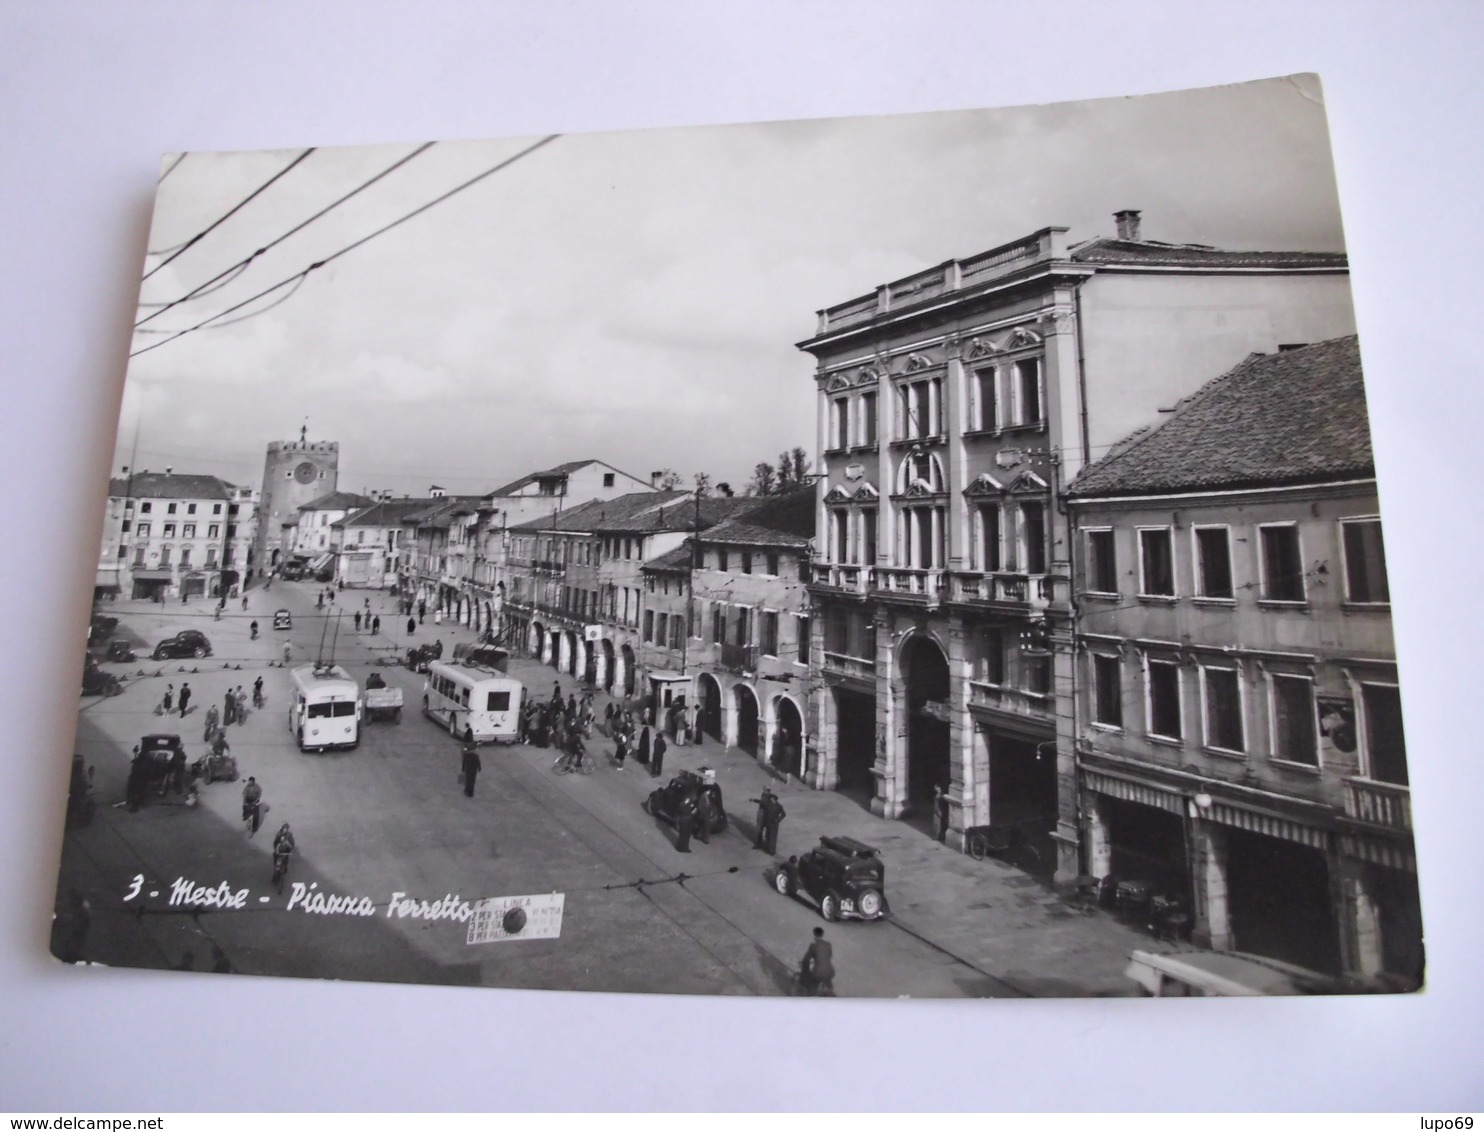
[129,135,560,360]
[136,141,437,329]
[141,148,315,279]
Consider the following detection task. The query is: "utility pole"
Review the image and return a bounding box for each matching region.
[681,485,700,677]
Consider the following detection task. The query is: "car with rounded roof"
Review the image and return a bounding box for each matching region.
[773,835,888,922]
[151,629,212,660]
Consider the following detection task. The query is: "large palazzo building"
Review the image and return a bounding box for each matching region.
[798,211,1356,879]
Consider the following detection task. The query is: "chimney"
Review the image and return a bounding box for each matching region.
[120,466,129,476]
[1114,209,1142,242]
[650,470,663,488]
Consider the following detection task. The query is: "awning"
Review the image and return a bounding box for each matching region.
[94,570,122,590]
[132,569,174,581]
[647,670,691,684]
[308,552,334,572]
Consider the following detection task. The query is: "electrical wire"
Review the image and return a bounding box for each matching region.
[129,135,559,360]
[142,148,315,277]
[136,141,436,329]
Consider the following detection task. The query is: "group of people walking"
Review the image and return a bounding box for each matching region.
[600,698,669,778]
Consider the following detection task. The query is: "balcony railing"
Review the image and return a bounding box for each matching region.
[1343,777,1412,832]
[811,563,872,594]
[872,567,945,600]
[719,643,756,673]
[822,651,876,682]
[967,680,1053,719]
[949,571,1050,611]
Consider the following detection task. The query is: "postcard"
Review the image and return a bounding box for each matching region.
[53,74,1423,998]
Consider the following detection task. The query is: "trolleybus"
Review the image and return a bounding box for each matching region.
[423,660,523,744]
[289,664,362,752]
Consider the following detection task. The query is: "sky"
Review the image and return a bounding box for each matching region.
[117,73,1346,500]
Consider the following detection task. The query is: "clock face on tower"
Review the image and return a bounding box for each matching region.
[293,461,318,485]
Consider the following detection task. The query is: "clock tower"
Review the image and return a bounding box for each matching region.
[253,425,340,574]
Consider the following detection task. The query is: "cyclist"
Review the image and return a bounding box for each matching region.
[241,776,263,837]
[799,927,835,996]
[272,822,296,888]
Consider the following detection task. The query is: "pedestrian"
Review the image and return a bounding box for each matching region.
[236,685,248,721]
[754,788,786,855]
[551,681,562,705]
[695,790,715,845]
[364,597,370,610]
[517,701,531,744]
[637,724,651,768]
[460,737,482,798]
[203,704,220,742]
[650,732,667,778]
[241,596,248,611]
[674,793,694,853]
[167,748,187,796]
[418,599,426,621]
[253,675,264,707]
[372,615,380,635]
[566,693,577,722]
[282,641,292,665]
[178,682,191,717]
[224,688,237,725]
[354,611,362,631]
[671,701,687,747]
[613,729,628,768]
[161,684,174,715]
[407,616,416,636]
[932,785,949,843]
[434,608,443,625]
[603,702,615,732]
[800,927,835,996]
[182,591,188,605]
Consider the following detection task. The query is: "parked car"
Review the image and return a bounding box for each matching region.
[103,639,136,663]
[405,639,443,673]
[88,613,118,645]
[644,768,728,835]
[278,561,308,581]
[273,609,292,630]
[126,733,188,810]
[773,835,889,922]
[151,630,212,660]
[81,658,122,697]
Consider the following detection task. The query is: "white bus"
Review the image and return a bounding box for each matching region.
[423,660,524,744]
[289,664,362,752]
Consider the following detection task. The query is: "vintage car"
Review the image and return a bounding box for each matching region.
[364,671,404,723]
[773,835,889,922]
[81,658,122,697]
[273,609,292,630]
[88,613,118,645]
[405,639,444,673]
[643,768,728,835]
[126,733,189,810]
[151,629,212,660]
[278,561,309,581]
[103,639,137,663]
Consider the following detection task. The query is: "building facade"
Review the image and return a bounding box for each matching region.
[1066,336,1419,985]
[644,489,815,770]
[98,471,245,601]
[292,491,373,561]
[798,211,1356,873]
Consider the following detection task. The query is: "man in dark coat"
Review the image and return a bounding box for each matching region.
[650,732,666,778]
[177,682,191,716]
[694,789,715,844]
[223,687,236,726]
[461,739,482,798]
[407,616,416,636]
[372,615,380,635]
[636,724,651,767]
[801,927,835,995]
[754,788,785,855]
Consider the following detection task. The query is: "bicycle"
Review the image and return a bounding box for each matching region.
[272,847,292,893]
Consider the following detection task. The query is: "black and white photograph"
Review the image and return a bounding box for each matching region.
[51,73,1425,1001]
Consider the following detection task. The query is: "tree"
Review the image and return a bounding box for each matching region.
[775,447,811,492]
[693,472,712,497]
[748,462,776,497]
[655,468,683,490]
